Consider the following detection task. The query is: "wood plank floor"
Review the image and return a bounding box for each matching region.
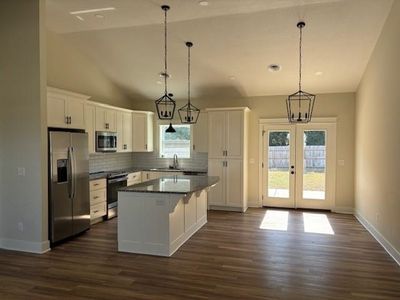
[0,208,399,300]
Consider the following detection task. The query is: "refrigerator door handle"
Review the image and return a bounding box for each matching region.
[71,147,76,200]
[67,147,73,199]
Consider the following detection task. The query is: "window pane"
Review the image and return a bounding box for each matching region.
[267,131,290,198]
[303,130,326,200]
[159,125,191,158]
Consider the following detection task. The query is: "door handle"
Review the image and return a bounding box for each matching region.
[71,147,76,200]
[67,147,73,199]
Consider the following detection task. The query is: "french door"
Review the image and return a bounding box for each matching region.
[262,122,336,210]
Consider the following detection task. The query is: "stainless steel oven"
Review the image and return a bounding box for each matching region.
[96,131,117,152]
[106,172,128,219]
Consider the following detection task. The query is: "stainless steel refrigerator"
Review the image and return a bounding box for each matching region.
[49,130,90,244]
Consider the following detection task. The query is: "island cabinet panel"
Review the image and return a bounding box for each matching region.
[118,190,209,257]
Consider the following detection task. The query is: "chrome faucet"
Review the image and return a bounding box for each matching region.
[171,154,179,169]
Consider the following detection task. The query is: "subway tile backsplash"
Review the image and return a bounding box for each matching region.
[89,152,135,173]
[132,152,208,171]
[89,151,208,173]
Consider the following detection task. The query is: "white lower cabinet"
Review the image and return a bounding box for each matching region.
[90,178,107,223]
[208,158,246,212]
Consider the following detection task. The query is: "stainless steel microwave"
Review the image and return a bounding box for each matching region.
[96,131,117,152]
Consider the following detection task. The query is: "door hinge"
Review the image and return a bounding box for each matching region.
[262,130,266,136]
[262,162,264,168]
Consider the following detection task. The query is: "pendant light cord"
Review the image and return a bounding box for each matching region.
[188,44,191,106]
[164,7,168,95]
[299,24,303,92]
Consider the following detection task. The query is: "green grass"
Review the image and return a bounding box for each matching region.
[268,171,325,191]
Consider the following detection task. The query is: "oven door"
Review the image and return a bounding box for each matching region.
[107,176,127,219]
[96,132,117,152]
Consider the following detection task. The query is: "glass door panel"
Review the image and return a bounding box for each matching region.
[295,124,335,210]
[302,130,326,200]
[263,126,295,208]
[268,131,290,198]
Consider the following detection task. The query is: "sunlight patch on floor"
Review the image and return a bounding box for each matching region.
[303,212,334,235]
[259,210,288,231]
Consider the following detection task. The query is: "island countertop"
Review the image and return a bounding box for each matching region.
[119,175,219,194]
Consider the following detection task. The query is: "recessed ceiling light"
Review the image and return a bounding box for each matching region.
[315,71,323,76]
[95,14,104,18]
[70,7,115,15]
[229,76,236,81]
[268,64,282,72]
[199,1,209,6]
[75,15,84,21]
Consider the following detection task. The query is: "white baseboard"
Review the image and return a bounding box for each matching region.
[355,212,400,266]
[332,206,354,214]
[0,238,50,254]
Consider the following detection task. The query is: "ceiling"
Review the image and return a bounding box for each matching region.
[46,0,393,101]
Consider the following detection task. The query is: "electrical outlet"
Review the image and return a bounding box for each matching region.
[18,222,24,232]
[17,167,26,176]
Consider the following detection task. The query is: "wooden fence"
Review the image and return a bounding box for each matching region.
[268,146,326,170]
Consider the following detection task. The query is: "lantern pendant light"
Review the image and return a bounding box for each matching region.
[178,42,200,124]
[286,21,316,123]
[155,5,176,120]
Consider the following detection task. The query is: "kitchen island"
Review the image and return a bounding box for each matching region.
[118,175,219,257]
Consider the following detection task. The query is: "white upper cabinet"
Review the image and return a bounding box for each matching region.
[208,111,226,158]
[192,112,208,153]
[47,87,89,130]
[116,110,133,152]
[95,106,117,132]
[208,109,246,159]
[84,104,96,154]
[132,112,154,152]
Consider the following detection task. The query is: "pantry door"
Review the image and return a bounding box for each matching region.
[261,121,336,210]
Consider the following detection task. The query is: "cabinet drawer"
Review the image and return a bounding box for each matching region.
[90,178,106,191]
[90,202,107,219]
[127,172,141,183]
[90,188,106,206]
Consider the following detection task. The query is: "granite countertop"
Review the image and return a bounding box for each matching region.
[89,167,207,180]
[119,175,219,194]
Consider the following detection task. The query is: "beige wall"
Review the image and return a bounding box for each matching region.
[132,92,355,210]
[355,1,400,254]
[0,0,48,252]
[47,30,135,110]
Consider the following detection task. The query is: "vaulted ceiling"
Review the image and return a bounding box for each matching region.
[46,0,393,101]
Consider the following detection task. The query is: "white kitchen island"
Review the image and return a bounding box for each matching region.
[118,175,219,257]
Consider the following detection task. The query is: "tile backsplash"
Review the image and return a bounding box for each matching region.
[89,152,135,173]
[132,151,208,171]
[89,151,207,173]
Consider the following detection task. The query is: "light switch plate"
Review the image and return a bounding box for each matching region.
[17,167,26,176]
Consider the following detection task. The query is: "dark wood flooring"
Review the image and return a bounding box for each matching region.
[0,208,399,300]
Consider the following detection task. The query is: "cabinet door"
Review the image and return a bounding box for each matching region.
[207,159,225,206]
[95,107,107,131]
[132,113,147,152]
[105,109,117,132]
[208,111,226,158]
[146,113,154,152]
[67,97,85,130]
[85,104,96,154]
[123,112,133,152]
[225,159,243,207]
[226,110,243,158]
[116,111,124,152]
[47,93,67,128]
[193,112,208,153]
